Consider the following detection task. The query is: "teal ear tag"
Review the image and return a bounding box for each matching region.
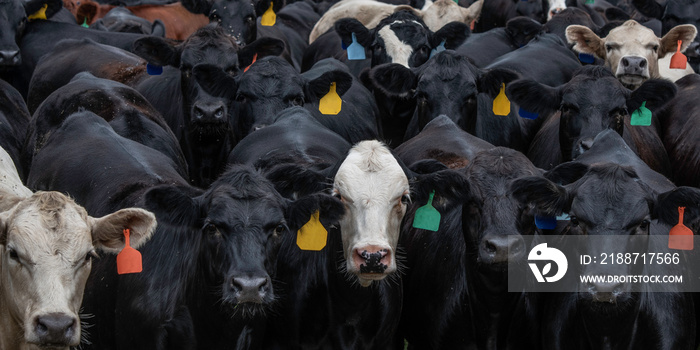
[630,101,652,126]
[412,191,441,231]
[81,18,90,28]
[584,0,594,4]
[347,33,366,60]
[430,40,446,59]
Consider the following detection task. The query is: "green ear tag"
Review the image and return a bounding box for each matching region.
[81,18,89,28]
[412,191,441,231]
[630,101,652,126]
[584,0,594,4]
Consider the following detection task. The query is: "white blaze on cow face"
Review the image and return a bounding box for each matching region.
[378,21,418,68]
[566,20,697,89]
[333,141,409,287]
[0,192,156,350]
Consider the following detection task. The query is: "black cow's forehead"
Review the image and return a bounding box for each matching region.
[237,58,304,97]
[561,77,628,105]
[417,54,480,90]
[181,44,239,68]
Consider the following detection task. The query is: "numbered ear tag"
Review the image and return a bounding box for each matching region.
[297,210,327,251]
[117,229,143,274]
[430,39,446,59]
[518,107,538,119]
[146,63,163,75]
[347,32,366,60]
[28,3,48,21]
[535,215,557,230]
[670,40,687,69]
[81,18,90,28]
[412,191,441,231]
[492,83,510,116]
[669,207,693,250]
[261,1,276,26]
[578,53,595,64]
[630,101,652,126]
[319,82,342,115]
[244,53,257,73]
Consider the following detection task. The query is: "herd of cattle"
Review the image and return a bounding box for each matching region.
[0,0,700,348]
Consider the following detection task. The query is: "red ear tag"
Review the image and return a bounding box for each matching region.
[669,207,693,250]
[117,229,143,274]
[244,53,258,73]
[470,19,475,31]
[670,40,687,69]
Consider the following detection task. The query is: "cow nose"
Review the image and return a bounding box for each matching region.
[354,246,391,273]
[480,235,525,264]
[34,313,77,345]
[231,276,270,303]
[193,102,225,122]
[549,7,564,17]
[620,56,647,75]
[0,50,21,65]
[587,281,624,302]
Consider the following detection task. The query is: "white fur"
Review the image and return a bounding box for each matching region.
[333,141,409,287]
[0,147,31,199]
[546,0,567,20]
[378,24,414,68]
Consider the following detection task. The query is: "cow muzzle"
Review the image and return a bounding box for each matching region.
[351,245,394,283]
[616,56,649,88]
[229,275,272,304]
[30,312,79,347]
[583,279,627,303]
[479,234,525,266]
[0,50,21,66]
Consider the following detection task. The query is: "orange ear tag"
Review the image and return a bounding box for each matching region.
[492,83,510,116]
[244,53,257,73]
[470,19,475,31]
[296,210,327,251]
[261,2,276,26]
[669,207,693,250]
[319,82,342,115]
[670,40,687,69]
[28,3,48,21]
[117,229,143,274]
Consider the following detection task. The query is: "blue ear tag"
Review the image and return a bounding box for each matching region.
[347,33,366,60]
[430,39,446,59]
[341,40,348,50]
[518,107,538,119]
[535,215,557,230]
[556,213,570,221]
[578,53,595,64]
[146,63,162,75]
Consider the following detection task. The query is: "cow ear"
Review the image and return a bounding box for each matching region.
[506,79,561,116]
[510,176,570,215]
[504,17,543,48]
[151,19,166,38]
[143,185,202,227]
[430,22,470,50]
[304,70,354,101]
[90,208,157,253]
[239,37,285,68]
[626,79,677,114]
[264,163,329,199]
[658,24,698,58]
[335,18,373,48]
[256,0,285,17]
[181,0,213,14]
[286,193,345,232]
[462,0,484,24]
[411,169,470,208]
[478,68,520,98]
[75,1,98,25]
[25,0,62,20]
[370,63,418,97]
[543,162,589,185]
[566,25,606,59]
[192,64,238,99]
[655,187,700,233]
[133,36,182,67]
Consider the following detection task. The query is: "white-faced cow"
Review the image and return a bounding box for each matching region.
[566,19,697,89]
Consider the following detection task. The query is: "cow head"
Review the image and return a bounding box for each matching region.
[0,191,155,349]
[566,20,697,89]
[419,0,483,32]
[191,56,353,136]
[506,65,677,161]
[370,51,519,139]
[659,0,700,61]
[0,0,62,66]
[144,165,343,316]
[335,11,470,68]
[181,0,280,45]
[133,25,284,142]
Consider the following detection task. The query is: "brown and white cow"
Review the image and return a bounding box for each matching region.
[566,20,697,89]
[0,150,156,350]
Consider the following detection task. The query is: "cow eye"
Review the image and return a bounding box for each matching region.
[225,66,238,75]
[183,69,192,79]
[8,248,19,262]
[203,223,218,235]
[287,96,304,106]
[274,224,285,236]
[246,15,255,23]
[400,194,411,205]
[84,251,97,264]
[652,45,659,52]
[569,216,579,227]
[236,94,248,103]
[332,191,342,201]
[638,219,650,231]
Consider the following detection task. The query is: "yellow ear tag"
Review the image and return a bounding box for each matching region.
[492,83,510,116]
[319,82,342,115]
[296,210,327,251]
[261,2,276,26]
[28,3,48,21]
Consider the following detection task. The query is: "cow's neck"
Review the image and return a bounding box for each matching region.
[0,269,22,350]
[579,298,641,348]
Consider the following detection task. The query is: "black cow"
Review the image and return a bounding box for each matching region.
[475,0,548,32]
[369,50,520,147]
[256,1,320,71]
[511,129,698,350]
[192,56,379,144]
[455,16,543,67]
[24,72,188,179]
[0,0,62,67]
[506,65,675,176]
[26,110,345,349]
[0,78,30,180]
[91,6,167,36]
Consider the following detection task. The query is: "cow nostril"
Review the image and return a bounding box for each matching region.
[580,139,594,151]
[621,57,629,67]
[639,59,646,68]
[510,239,524,255]
[483,240,497,254]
